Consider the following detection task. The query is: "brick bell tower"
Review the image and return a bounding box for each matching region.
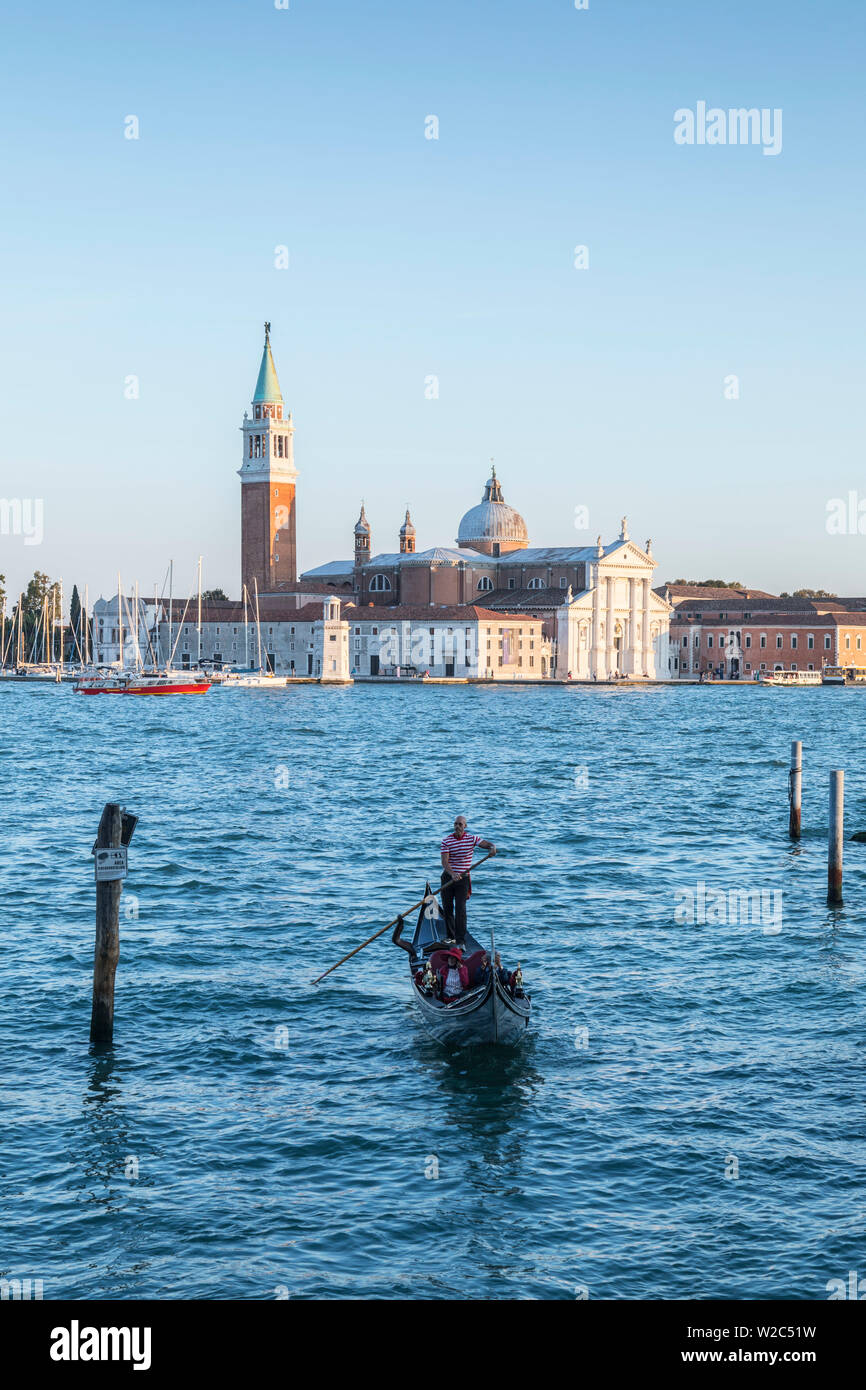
[239,323,297,594]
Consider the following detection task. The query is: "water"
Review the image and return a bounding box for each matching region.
[0,682,863,1300]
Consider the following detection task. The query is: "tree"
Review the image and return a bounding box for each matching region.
[0,573,6,621]
[16,572,61,661]
[785,588,837,599]
[669,578,746,589]
[69,584,82,660]
[201,588,229,601]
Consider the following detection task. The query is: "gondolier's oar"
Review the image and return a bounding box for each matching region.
[310,852,496,986]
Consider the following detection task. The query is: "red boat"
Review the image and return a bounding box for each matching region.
[74,671,211,695]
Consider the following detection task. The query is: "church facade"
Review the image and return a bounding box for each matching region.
[237,326,672,680]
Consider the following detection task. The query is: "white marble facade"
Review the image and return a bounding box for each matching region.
[555,527,671,680]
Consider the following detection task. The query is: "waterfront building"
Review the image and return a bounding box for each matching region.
[667,590,866,678]
[154,598,547,679]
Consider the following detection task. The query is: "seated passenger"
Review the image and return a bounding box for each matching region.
[482,950,511,989]
[437,948,469,1002]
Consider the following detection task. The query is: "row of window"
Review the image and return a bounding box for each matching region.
[683,632,835,651]
[366,574,575,594]
[680,662,819,673]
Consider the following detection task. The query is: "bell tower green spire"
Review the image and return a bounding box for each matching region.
[253,321,283,404]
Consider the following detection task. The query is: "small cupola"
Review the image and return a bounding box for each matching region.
[399,508,416,554]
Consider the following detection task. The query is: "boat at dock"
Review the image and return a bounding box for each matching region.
[759,670,823,687]
[821,664,866,686]
[217,669,287,689]
[407,885,530,1045]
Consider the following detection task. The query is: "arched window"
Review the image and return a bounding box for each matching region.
[477,576,493,592]
[369,574,392,592]
[527,577,547,590]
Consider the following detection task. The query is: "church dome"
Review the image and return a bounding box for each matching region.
[457,469,528,555]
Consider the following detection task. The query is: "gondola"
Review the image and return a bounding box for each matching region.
[407,884,530,1045]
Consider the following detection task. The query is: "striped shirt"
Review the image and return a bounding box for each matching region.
[441,831,481,873]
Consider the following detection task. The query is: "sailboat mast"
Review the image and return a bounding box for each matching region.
[197,556,203,668]
[117,573,124,670]
[253,577,264,673]
[168,560,173,670]
[84,583,89,666]
[134,581,141,670]
[243,585,249,668]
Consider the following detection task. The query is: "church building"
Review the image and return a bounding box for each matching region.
[237,325,672,680]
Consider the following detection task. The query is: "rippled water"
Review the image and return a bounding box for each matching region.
[0,682,864,1300]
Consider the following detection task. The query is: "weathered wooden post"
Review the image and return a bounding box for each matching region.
[788,740,802,839]
[90,802,134,1045]
[828,771,844,907]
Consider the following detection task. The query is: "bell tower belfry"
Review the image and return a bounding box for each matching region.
[239,323,297,594]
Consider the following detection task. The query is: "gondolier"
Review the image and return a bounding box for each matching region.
[440,815,496,946]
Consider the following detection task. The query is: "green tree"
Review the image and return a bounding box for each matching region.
[18,572,60,661]
[69,584,82,660]
[669,578,745,589]
[202,588,229,601]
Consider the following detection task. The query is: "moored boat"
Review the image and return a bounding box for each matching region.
[759,670,823,687]
[406,885,530,1045]
[73,668,211,695]
[822,665,847,685]
[217,670,287,688]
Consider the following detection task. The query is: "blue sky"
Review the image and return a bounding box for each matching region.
[1,0,864,605]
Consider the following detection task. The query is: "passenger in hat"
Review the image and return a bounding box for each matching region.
[437,948,469,1002]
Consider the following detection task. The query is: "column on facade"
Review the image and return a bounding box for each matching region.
[590,566,604,678]
[606,576,617,674]
[641,577,654,676]
[627,577,639,675]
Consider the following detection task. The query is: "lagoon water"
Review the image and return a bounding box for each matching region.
[0,681,864,1300]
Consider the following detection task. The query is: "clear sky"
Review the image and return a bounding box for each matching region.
[1,0,864,607]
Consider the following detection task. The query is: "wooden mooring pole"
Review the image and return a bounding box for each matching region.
[90,802,123,1046]
[828,771,844,907]
[789,740,802,840]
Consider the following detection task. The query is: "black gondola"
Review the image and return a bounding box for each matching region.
[406,884,530,1045]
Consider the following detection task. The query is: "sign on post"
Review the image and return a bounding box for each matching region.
[94,846,128,881]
